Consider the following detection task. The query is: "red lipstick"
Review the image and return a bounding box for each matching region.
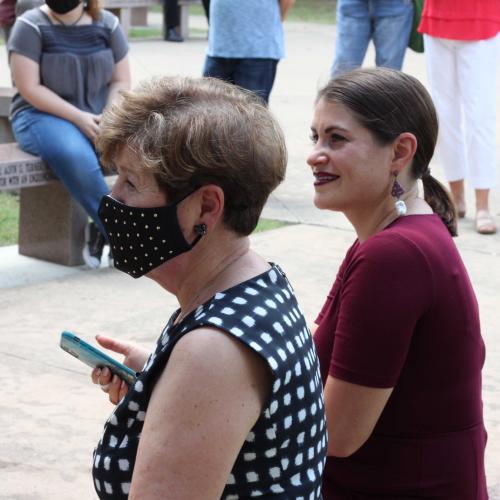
[313,171,340,186]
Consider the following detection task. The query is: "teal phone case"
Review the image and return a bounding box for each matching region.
[60,331,137,385]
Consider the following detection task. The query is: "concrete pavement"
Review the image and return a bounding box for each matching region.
[0,14,499,499]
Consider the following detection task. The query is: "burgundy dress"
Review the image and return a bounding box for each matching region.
[314,214,487,499]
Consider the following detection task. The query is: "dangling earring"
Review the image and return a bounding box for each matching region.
[391,176,407,216]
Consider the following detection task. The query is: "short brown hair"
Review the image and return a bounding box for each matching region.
[318,68,457,236]
[97,76,287,236]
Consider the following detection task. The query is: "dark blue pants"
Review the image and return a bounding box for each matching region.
[332,0,414,76]
[203,56,278,104]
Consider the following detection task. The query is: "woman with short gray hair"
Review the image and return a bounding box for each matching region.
[90,76,327,499]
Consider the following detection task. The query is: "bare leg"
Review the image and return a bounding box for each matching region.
[449,179,466,218]
[475,189,490,212]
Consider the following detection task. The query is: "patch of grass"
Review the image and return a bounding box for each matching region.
[148,4,204,17]
[128,26,163,39]
[148,1,336,26]
[0,192,19,246]
[0,194,287,246]
[287,0,336,24]
[128,26,207,39]
[254,218,292,233]
[186,4,204,16]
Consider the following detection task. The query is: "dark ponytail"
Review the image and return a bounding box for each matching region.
[317,68,458,236]
[422,174,457,236]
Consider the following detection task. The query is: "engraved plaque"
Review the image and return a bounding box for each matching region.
[0,159,56,189]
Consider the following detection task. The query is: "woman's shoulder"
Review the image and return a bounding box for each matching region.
[14,5,47,27]
[96,9,121,31]
[169,264,306,370]
[366,214,447,252]
[349,215,446,276]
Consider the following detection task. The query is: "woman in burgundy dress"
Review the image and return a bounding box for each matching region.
[308,68,488,499]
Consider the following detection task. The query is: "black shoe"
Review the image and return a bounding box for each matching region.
[164,27,184,42]
[82,221,106,269]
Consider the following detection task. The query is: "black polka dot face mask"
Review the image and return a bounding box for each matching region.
[98,193,205,278]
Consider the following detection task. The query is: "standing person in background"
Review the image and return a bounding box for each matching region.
[331,0,413,77]
[203,0,294,104]
[308,68,487,499]
[0,0,15,48]
[201,0,209,22]
[419,0,500,234]
[164,0,210,37]
[162,0,183,42]
[8,0,131,268]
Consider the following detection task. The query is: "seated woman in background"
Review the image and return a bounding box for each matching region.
[308,68,487,499]
[90,76,327,499]
[8,0,131,268]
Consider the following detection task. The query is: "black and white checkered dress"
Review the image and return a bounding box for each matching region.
[93,264,327,498]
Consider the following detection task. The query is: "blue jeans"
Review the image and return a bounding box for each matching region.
[203,56,278,104]
[12,107,109,235]
[332,0,414,76]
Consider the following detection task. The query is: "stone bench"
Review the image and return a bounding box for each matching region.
[12,0,202,39]
[179,0,202,39]
[104,0,161,36]
[103,0,201,38]
[0,143,113,266]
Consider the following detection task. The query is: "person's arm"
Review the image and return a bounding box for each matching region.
[10,52,101,141]
[324,377,392,457]
[318,234,432,457]
[313,321,392,456]
[129,327,272,499]
[279,0,295,20]
[105,55,131,106]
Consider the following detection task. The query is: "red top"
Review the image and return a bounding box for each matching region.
[314,215,487,499]
[418,0,500,40]
[0,0,15,28]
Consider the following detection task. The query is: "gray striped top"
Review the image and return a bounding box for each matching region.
[8,7,128,118]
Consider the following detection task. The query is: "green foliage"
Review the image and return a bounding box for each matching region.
[146,0,336,30]
[287,0,336,24]
[0,191,288,247]
[254,219,292,233]
[0,192,19,246]
[128,26,208,39]
[189,0,336,24]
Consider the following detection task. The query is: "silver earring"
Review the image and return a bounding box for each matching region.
[391,178,407,216]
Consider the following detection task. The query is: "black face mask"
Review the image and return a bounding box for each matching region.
[98,193,206,278]
[46,0,81,15]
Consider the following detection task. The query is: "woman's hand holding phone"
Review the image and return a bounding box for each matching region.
[91,335,150,405]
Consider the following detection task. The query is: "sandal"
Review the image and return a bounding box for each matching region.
[475,210,497,235]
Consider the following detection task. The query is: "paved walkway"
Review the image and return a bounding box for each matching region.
[0,15,499,499]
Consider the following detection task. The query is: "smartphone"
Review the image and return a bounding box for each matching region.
[60,331,137,385]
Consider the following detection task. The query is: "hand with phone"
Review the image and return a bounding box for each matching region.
[91,335,150,404]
